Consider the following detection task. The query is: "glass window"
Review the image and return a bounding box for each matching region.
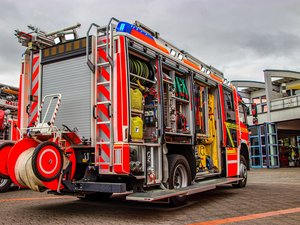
[252,157,261,166]
[260,125,265,135]
[251,146,260,156]
[262,104,268,113]
[238,103,247,124]
[250,137,259,146]
[261,146,266,156]
[262,156,268,167]
[267,124,276,133]
[252,96,268,113]
[268,135,277,145]
[249,126,258,136]
[270,156,279,167]
[223,89,237,147]
[224,90,236,122]
[252,97,260,104]
[269,145,278,155]
[261,136,266,146]
[243,98,250,104]
[261,95,267,103]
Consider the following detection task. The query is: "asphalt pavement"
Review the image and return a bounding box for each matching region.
[0,168,299,225]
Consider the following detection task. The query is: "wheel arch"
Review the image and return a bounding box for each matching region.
[166,144,196,180]
[240,142,250,170]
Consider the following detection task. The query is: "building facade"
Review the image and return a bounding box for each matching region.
[232,70,300,168]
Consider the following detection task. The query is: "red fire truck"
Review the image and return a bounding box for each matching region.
[0,18,250,205]
[0,83,19,192]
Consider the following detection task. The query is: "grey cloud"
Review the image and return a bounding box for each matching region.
[0,0,300,86]
[242,32,300,57]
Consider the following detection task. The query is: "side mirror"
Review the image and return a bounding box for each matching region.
[251,103,257,117]
[246,106,250,116]
[251,103,258,124]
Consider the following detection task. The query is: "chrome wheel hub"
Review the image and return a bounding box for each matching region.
[173,164,188,189]
[0,178,8,187]
[240,163,247,183]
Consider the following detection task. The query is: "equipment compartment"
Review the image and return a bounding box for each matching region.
[162,64,192,143]
[128,51,159,144]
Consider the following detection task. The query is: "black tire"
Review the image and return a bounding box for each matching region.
[0,142,14,179]
[0,178,12,192]
[32,142,63,182]
[232,155,248,188]
[79,192,113,201]
[168,154,192,206]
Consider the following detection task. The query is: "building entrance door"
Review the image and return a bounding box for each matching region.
[249,123,279,168]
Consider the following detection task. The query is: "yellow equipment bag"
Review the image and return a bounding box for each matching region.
[130,88,143,110]
[131,116,143,140]
[197,145,206,169]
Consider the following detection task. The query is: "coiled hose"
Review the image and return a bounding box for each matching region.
[14,148,69,192]
[129,58,155,90]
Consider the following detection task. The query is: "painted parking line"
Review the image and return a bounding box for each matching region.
[188,207,300,225]
[0,196,72,203]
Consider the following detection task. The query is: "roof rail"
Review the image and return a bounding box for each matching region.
[134,20,160,38]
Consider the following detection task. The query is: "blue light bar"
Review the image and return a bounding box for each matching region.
[116,21,154,40]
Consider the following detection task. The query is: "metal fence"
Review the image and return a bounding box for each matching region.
[270,95,300,111]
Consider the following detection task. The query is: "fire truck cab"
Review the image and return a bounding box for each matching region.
[1,18,250,205]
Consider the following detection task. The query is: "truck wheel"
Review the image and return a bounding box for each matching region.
[168,154,192,206]
[0,178,12,192]
[79,192,113,201]
[232,155,247,188]
[0,142,15,179]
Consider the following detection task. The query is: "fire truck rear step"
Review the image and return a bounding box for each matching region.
[64,181,127,193]
[126,177,241,202]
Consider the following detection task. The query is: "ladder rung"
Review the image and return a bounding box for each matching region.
[96,142,111,145]
[97,43,107,48]
[97,62,110,67]
[97,81,110,86]
[97,101,111,105]
[97,121,110,125]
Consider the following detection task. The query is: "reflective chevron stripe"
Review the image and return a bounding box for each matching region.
[29,54,40,126]
[97,37,111,173]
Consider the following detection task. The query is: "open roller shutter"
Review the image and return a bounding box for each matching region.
[41,56,92,140]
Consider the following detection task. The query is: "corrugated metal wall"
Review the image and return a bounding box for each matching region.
[42,56,92,140]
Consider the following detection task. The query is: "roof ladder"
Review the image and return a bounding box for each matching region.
[86,18,119,174]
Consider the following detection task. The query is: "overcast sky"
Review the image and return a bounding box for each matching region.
[0,0,300,87]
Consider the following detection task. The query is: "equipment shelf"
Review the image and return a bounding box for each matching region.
[172,96,189,104]
[131,109,144,115]
[165,132,191,136]
[162,79,174,85]
[130,73,156,84]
